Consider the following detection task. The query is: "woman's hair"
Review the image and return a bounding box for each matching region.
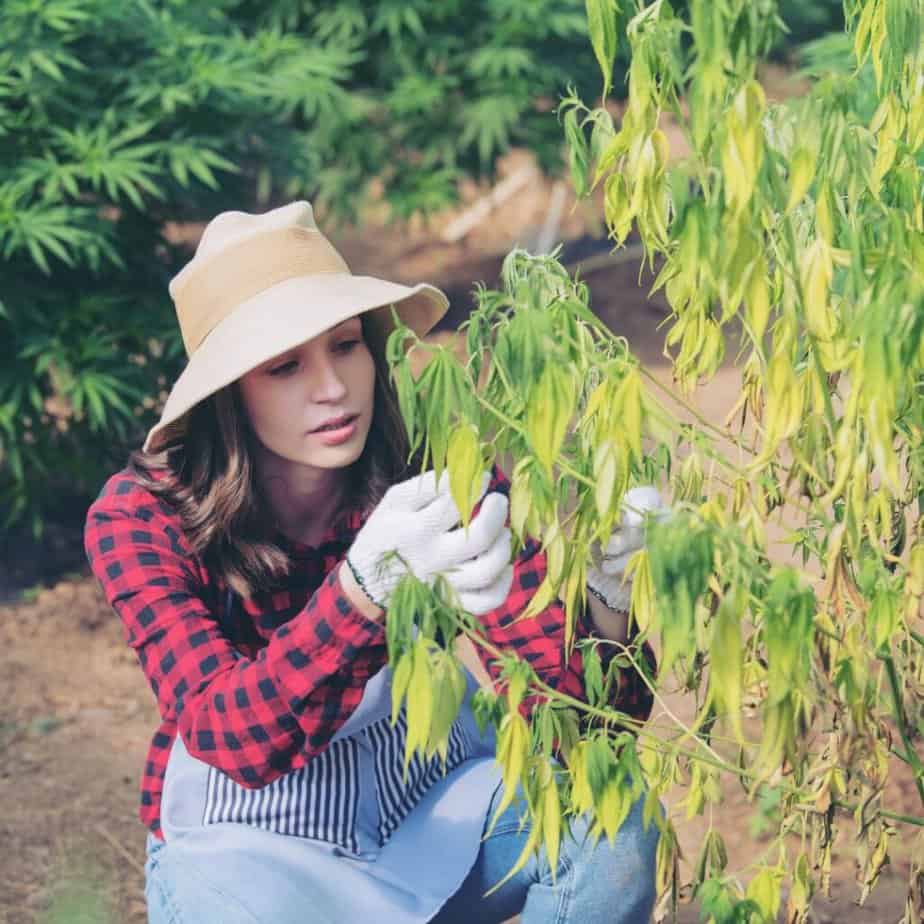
[128,313,419,597]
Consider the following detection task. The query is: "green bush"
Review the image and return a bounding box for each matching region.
[0,0,850,530]
[0,0,614,530]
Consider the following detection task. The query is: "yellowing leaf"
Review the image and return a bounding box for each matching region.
[709,593,744,744]
[426,653,468,763]
[542,776,562,880]
[627,549,656,634]
[544,521,568,587]
[786,853,814,922]
[604,172,632,243]
[655,820,680,905]
[853,0,875,65]
[582,379,610,424]
[447,422,482,528]
[907,543,924,597]
[722,130,748,213]
[593,439,623,521]
[563,557,587,650]
[908,86,924,151]
[526,365,576,477]
[745,259,771,343]
[746,867,783,923]
[822,423,856,505]
[510,461,532,540]
[404,640,433,773]
[615,368,644,460]
[786,147,816,214]
[815,181,835,244]
[390,652,412,724]
[568,741,594,815]
[801,239,834,340]
[868,396,901,494]
[586,0,619,99]
[697,319,725,381]
[722,82,765,214]
[598,777,630,845]
[650,129,670,174]
[488,713,530,836]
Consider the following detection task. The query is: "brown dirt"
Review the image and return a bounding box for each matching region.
[2,150,919,923]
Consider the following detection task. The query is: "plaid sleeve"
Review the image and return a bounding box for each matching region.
[474,464,656,725]
[84,474,387,788]
[558,621,656,726]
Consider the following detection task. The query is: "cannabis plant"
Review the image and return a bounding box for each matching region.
[383,2,924,921]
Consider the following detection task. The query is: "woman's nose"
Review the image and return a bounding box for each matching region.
[310,360,348,402]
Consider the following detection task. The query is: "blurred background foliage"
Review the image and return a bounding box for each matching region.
[0,0,844,532]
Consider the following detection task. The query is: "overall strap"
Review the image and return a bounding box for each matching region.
[222,587,237,636]
[219,586,246,655]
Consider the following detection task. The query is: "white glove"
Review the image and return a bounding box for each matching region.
[586,486,669,612]
[346,470,514,615]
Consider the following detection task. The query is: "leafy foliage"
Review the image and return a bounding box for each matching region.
[0,0,614,530]
[381,1,924,921]
[0,0,849,530]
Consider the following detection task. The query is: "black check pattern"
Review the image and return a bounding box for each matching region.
[85,465,654,838]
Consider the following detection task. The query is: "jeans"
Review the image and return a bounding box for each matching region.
[431,785,659,924]
[145,784,659,924]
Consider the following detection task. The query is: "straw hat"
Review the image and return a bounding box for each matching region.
[143,201,448,452]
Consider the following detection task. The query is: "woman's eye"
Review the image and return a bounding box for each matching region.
[336,339,360,353]
[268,359,298,376]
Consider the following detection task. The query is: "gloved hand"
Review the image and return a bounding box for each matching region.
[346,469,513,615]
[586,486,669,612]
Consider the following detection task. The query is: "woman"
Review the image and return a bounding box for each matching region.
[84,201,663,923]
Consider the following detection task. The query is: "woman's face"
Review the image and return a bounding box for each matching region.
[237,316,376,472]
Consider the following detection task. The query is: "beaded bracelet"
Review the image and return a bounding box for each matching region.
[586,582,612,608]
[345,554,383,609]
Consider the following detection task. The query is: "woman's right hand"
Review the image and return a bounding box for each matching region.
[344,470,513,615]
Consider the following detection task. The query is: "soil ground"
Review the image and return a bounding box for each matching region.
[2,150,919,923]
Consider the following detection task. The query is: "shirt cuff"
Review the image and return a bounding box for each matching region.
[272,566,388,706]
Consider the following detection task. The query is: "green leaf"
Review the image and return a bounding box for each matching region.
[563,107,590,198]
[447,423,483,529]
[586,0,620,99]
[709,592,744,743]
[582,642,604,706]
[526,365,576,477]
[746,867,783,923]
[390,652,412,724]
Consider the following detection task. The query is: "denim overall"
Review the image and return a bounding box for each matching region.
[144,592,659,923]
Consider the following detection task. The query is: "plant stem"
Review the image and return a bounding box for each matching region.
[450,608,924,828]
[881,653,924,809]
[473,390,524,436]
[557,458,595,489]
[640,365,760,460]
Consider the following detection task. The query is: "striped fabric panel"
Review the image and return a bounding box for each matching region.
[203,736,360,853]
[368,710,472,845]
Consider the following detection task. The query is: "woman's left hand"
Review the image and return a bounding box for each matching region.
[586,486,669,613]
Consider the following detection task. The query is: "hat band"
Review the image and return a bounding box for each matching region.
[174,227,351,354]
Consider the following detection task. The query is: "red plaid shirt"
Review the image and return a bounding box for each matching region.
[84,465,655,839]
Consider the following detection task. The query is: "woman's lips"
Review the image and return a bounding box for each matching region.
[310,413,357,432]
[309,414,359,446]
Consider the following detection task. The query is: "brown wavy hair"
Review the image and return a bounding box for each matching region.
[128,313,420,597]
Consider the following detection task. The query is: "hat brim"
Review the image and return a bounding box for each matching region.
[143,273,448,453]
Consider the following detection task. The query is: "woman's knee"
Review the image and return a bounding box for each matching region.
[145,847,261,924]
[566,793,660,887]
